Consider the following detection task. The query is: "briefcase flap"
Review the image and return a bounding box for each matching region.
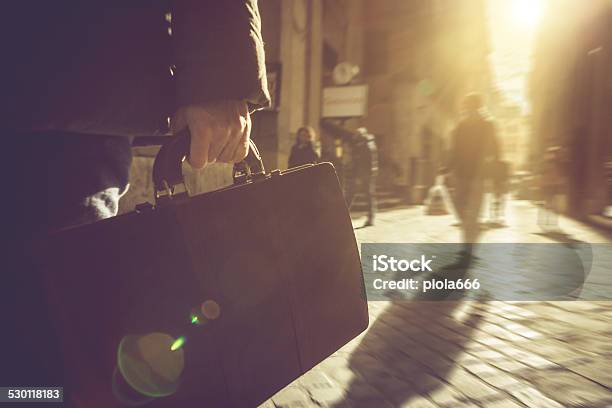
[38,156,368,406]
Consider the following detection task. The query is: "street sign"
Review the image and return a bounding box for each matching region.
[322,85,368,118]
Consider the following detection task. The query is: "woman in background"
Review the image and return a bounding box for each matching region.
[288,126,319,168]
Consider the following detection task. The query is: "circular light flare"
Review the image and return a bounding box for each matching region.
[116,333,185,399]
[201,300,221,320]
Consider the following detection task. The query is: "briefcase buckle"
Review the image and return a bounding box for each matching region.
[155,180,189,201]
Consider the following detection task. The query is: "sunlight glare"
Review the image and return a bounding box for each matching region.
[512,0,543,29]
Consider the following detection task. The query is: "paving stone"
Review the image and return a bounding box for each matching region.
[327,366,358,385]
[308,386,347,406]
[523,339,592,362]
[404,372,445,394]
[259,400,276,408]
[482,399,525,408]
[477,336,510,348]
[345,382,390,406]
[446,368,500,400]
[567,336,612,355]
[456,353,485,367]
[464,363,524,389]
[500,322,543,339]
[498,347,559,369]
[298,370,335,391]
[350,398,393,408]
[478,323,527,342]
[568,361,612,388]
[397,396,438,408]
[506,386,565,408]
[488,358,531,374]
[469,348,507,361]
[427,384,468,406]
[369,374,412,393]
[271,387,313,408]
[529,371,612,407]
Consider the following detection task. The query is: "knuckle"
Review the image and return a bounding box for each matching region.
[226,123,241,137]
[189,156,207,170]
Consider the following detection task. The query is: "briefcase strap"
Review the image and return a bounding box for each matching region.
[152,129,265,204]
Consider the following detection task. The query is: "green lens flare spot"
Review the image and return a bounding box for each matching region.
[170,336,186,352]
[190,313,199,325]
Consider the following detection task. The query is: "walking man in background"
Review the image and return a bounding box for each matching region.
[449,93,499,256]
[344,128,378,227]
[490,159,510,225]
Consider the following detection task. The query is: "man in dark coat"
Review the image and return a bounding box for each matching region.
[320,120,378,227]
[344,128,378,227]
[5,1,270,232]
[448,93,499,252]
[3,0,270,389]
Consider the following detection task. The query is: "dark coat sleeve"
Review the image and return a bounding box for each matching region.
[172,0,271,111]
[288,146,298,169]
[448,125,459,173]
[307,148,320,165]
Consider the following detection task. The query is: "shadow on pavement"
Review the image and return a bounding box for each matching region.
[532,230,585,246]
[335,261,485,406]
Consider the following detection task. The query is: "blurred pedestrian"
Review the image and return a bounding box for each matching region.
[288,126,319,168]
[344,128,378,227]
[538,146,565,231]
[424,167,452,215]
[489,159,510,225]
[448,93,499,255]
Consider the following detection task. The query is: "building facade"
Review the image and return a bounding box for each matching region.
[529,0,612,218]
[257,1,494,194]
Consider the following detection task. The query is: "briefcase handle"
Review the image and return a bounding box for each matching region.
[152,128,265,203]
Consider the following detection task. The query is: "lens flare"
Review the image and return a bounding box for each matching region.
[201,300,221,320]
[116,333,185,399]
[190,313,199,325]
[511,0,543,29]
[170,336,186,351]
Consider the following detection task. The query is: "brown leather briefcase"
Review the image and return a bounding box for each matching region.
[36,131,368,407]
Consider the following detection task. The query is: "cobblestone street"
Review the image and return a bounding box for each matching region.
[263,199,612,407]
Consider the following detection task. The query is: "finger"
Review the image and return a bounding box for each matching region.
[207,124,231,163]
[188,123,211,169]
[225,104,250,163]
[231,114,251,163]
[217,124,241,163]
[216,102,244,163]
